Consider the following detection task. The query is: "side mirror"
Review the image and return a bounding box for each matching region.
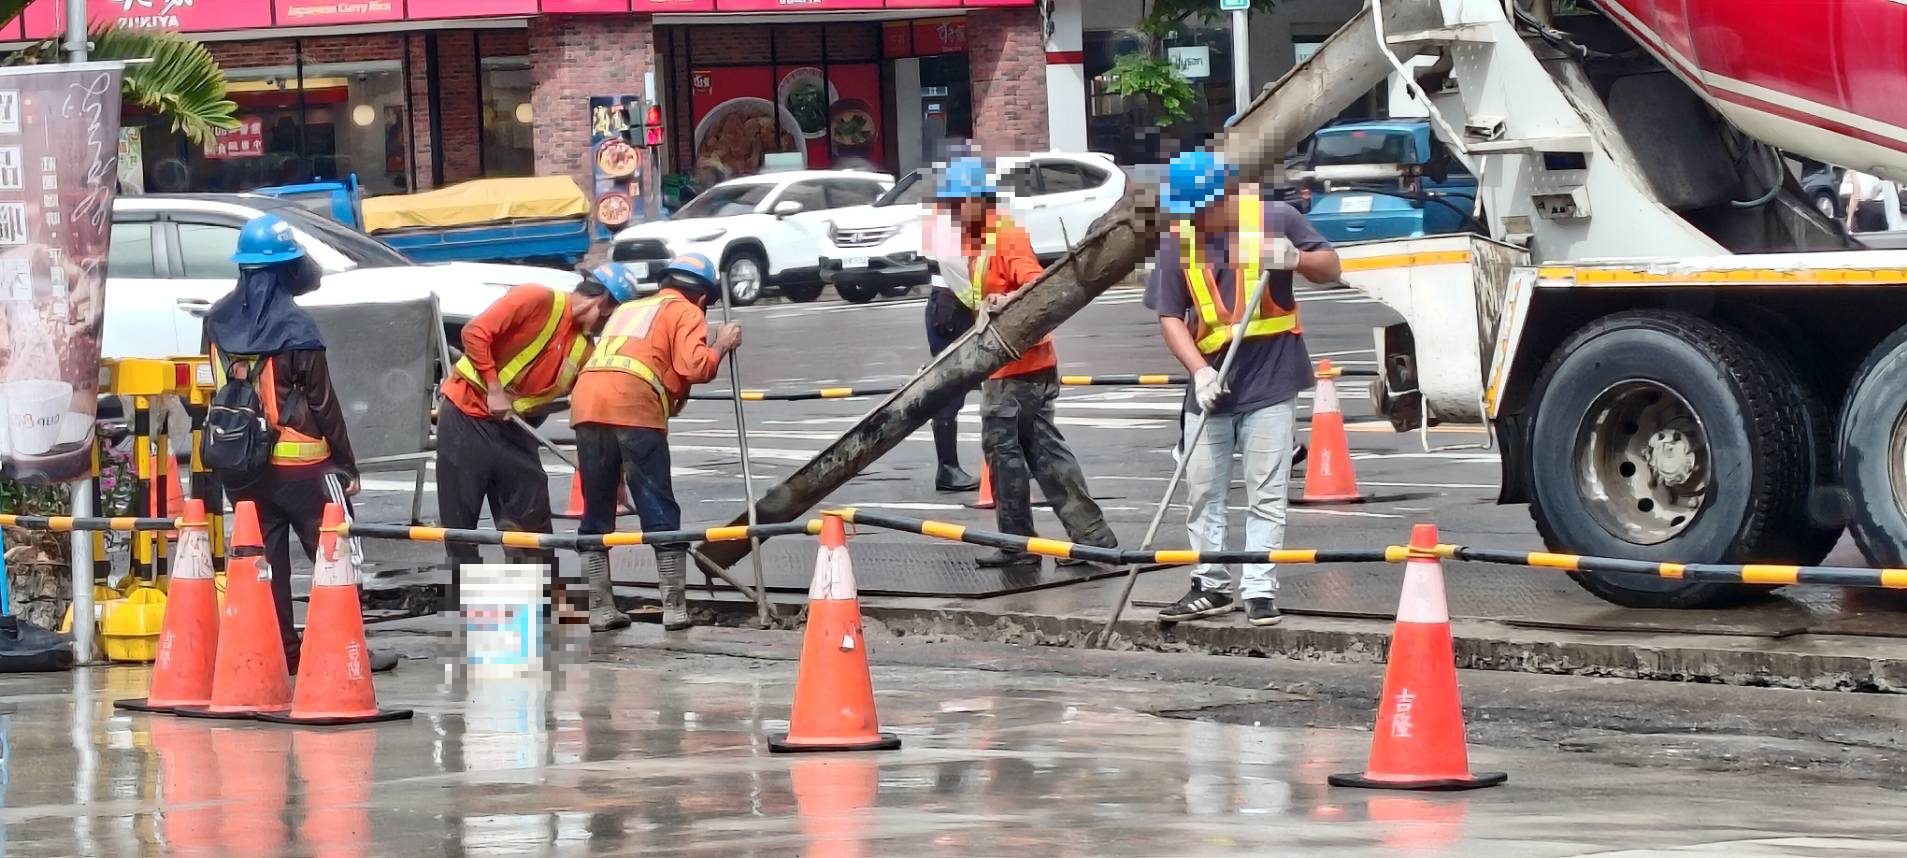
[773,200,803,218]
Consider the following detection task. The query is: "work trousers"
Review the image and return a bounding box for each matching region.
[980,368,1116,548]
[575,424,686,551]
[229,467,335,667]
[435,406,557,596]
[924,288,973,422]
[1183,401,1296,599]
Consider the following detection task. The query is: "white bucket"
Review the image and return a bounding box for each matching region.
[460,563,545,682]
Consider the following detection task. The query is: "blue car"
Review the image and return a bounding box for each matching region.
[1299,120,1478,243]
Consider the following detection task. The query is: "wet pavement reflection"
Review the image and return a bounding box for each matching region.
[1,644,1904,857]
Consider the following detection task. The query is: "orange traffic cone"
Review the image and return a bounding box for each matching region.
[178,501,293,719]
[1329,524,1505,791]
[556,472,637,519]
[149,718,222,852]
[1300,359,1365,504]
[768,514,900,753]
[261,504,412,725]
[116,498,220,713]
[967,460,995,510]
[789,756,881,858]
[294,728,379,858]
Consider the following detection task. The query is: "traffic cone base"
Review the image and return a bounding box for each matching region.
[260,503,413,726]
[1330,523,1504,792]
[768,515,900,754]
[117,499,220,714]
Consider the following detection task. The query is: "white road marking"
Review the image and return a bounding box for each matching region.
[671,445,823,462]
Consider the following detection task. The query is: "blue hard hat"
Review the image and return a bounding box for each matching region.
[935,156,996,200]
[231,214,305,267]
[658,252,721,300]
[1161,150,1238,217]
[586,262,642,304]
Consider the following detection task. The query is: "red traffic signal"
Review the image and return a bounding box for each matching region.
[643,105,665,147]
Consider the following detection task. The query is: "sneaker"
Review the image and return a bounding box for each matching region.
[1245,598,1283,627]
[1157,587,1236,623]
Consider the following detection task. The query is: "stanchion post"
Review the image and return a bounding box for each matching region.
[69,479,95,664]
[716,281,772,627]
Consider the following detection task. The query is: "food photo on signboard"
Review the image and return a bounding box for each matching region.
[690,64,887,179]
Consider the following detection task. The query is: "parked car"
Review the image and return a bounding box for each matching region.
[1796,159,1845,220]
[608,169,895,305]
[816,152,1126,304]
[104,194,578,360]
[1297,120,1478,243]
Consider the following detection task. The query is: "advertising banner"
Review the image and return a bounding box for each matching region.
[273,0,403,26]
[204,116,266,160]
[22,0,272,38]
[588,95,648,241]
[0,63,124,484]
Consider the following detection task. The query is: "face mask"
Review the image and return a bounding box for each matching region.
[287,258,321,296]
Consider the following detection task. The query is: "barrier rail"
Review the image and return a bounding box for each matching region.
[684,369,1380,402]
[0,514,180,533]
[1452,547,1907,590]
[337,520,821,551]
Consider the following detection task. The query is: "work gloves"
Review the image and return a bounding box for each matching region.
[1193,366,1224,413]
[1267,236,1301,270]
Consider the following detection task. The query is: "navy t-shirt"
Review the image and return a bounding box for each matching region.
[1143,198,1330,416]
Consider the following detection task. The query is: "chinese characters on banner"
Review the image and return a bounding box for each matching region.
[0,64,122,484]
[205,116,265,160]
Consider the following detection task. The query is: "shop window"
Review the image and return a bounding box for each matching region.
[109,222,159,279]
[177,223,242,281]
[481,58,535,178]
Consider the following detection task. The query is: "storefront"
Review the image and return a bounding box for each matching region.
[8,0,1072,203]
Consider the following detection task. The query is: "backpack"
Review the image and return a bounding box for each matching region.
[200,352,278,489]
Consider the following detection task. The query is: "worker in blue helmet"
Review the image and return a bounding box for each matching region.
[205,213,393,673]
[914,155,998,494]
[1146,149,1342,628]
[570,251,741,631]
[435,258,628,629]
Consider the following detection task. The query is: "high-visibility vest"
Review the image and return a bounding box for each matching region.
[1172,194,1300,354]
[581,292,679,416]
[452,289,589,414]
[211,350,331,467]
[951,215,1013,310]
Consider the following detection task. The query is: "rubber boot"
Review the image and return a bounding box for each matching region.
[582,552,630,633]
[932,414,979,492]
[656,550,692,632]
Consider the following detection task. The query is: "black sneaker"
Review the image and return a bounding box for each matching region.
[1245,598,1282,626]
[1158,587,1235,623]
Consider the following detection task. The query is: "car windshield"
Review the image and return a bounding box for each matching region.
[1311,129,1421,167]
[676,183,773,219]
[270,205,412,269]
[877,172,929,207]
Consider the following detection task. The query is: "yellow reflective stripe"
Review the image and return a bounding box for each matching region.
[508,335,589,412]
[1659,563,1686,579]
[1181,196,1291,354]
[1238,194,1262,303]
[409,526,447,543]
[272,438,329,462]
[705,525,753,542]
[589,355,672,416]
[453,290,570,407]
[1137,374,1174,385]
[1176,220,1227,336]
[1741,565,1801,585]
[1025,537,1074,558]
[1155,549,1201,566]
[1196,314,1298,353]
[1527,552,1581,571]
[1340,250,1474,272]
[1882,569,1907,588]
[741,391,766,401]
[965,216,1010,310]
[501,532,546,549]
[921,520,966,542]
[817,387,855,398]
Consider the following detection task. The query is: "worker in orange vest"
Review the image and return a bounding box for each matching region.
[1147,150,1341,628]
[437,265,632,620]
[934,156,1117,568]
[569,253,741,631]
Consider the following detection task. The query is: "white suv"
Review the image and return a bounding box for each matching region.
[817,153,1126,303]
[609,169,894,305]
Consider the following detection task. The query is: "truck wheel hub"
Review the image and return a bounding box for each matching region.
[1644,429,1699,488]
[1578,381,1710,545]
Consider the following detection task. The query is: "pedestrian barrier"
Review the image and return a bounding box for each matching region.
[681,368,1379,402]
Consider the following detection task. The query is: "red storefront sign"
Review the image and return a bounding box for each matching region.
[204,116,266,160]
[407,0,538,18]
[629,0,716,9]
[914,17,966,53]
[274,0,402,25]
[714,0,883,10]
[22,0,272,38]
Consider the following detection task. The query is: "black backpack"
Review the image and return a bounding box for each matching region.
[200,353,278,489]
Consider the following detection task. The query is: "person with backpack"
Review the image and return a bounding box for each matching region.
[202,213,372,674]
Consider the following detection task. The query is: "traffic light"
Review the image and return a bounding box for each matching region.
[643,105,665,147]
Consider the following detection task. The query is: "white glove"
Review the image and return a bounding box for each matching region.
[1266,236,1301,270]
[1193,366,1224,413]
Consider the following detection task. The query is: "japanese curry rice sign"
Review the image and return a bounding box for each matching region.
[0,63,123,484]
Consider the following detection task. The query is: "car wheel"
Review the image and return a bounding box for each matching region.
[878,282,917,298]
[836,281,880,304]
[722,250,765,306]
[781,281,825,303]
[1526,311,1822,609]
[1814,191,1838,221]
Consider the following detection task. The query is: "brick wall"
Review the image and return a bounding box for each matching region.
[434,30,483,184]
[968,6,1049,155]
[528,15,656,193]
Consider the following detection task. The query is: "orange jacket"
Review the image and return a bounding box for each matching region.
[570,290,722,431]
[442,285,591,420]
[971,214,1057,379]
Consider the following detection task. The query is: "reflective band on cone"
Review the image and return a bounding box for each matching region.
[116,498,221,713]
[1329,523,1505,791]
[768,514,901,753]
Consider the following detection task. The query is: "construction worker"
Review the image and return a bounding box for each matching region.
[935,156,1118,568]
[921,197,979,492]
[570,253,741,631]
[1147,150,1341,627]
[204,214,372,673]
[436,263,634,619]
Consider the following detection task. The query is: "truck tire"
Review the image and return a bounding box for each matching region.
[1839,324,1907,566]
[1526,311,1818,609]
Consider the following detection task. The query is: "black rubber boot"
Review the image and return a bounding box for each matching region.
[933,415,979,491]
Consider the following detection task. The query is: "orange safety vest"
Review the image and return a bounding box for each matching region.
[212,350,330,467]
[451,290,590,414]
[581,292,681,415]
[1171,193,1300,354]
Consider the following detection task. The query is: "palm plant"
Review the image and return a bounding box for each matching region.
[3,20,237,144]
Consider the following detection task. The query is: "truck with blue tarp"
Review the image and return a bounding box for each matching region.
[254,174,592,269]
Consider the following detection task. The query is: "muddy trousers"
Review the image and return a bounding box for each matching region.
[574,425,684,549]
[435,406,557,610]
[980,368,1117,548]
[925,288,974,471]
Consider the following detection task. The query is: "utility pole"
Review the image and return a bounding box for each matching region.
[1223,0,1251,115]
[65,0,88,62]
